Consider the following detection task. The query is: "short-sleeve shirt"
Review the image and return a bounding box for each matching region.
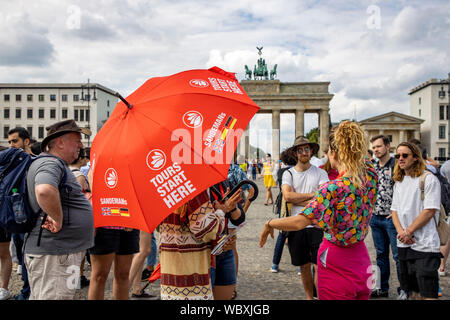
[391,173,441,253]
[25,154,95,255]
[372,157,395,216]
[299,160,379,246]
[282,165,329,217]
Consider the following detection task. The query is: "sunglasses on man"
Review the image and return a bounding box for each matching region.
[394,153,412,159]
[297,146,311,154]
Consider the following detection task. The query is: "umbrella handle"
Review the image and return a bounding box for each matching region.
[115,92,133,109]
[222,180,258,203]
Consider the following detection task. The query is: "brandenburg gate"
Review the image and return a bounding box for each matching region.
[238,48,333,160]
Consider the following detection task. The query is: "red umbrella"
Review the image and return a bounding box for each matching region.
[90,67,259,233]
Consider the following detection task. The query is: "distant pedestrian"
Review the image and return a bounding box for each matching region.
[260,121,379,300]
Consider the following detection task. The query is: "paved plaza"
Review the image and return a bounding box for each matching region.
[8,177,449,300]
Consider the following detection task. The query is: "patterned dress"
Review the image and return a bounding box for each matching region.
[159,190,225,300]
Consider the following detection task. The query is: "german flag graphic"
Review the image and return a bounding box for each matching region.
[220,116,237,140]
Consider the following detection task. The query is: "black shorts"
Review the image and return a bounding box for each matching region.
[398,247,441,299]
[287,228,323,266]
[0,227,11,243]
[89,228,140,256]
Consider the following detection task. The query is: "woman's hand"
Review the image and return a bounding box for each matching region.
[259,220,274,248]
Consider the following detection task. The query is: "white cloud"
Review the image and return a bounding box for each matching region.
[1,0,449,153]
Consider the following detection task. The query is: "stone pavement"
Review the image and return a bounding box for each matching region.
[7,177,449,300]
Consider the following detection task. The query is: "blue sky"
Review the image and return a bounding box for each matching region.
[0,0,449,153]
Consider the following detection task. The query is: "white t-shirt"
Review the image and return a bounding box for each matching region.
[282,165,329,220]
[390,174,441,253]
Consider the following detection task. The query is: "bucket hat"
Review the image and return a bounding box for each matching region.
[41,119,91,152]
[289,136,320,155]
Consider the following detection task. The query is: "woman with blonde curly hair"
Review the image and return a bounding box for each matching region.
[260,121,379,300]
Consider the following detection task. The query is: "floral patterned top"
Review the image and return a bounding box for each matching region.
[299,160,378,246]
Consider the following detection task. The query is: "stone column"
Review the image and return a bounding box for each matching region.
[245,122,250,161]
[295,108,305,138]
[399,130,405,143]
[272,110,280,161]
[319,109,329,156]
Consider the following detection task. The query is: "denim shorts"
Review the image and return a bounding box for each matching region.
[211,249,236,286]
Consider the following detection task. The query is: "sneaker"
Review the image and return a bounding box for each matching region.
[0,288,11,300]
[297,267,301,275]
[270,264,279,273]
[80,275,90,288]
[16,264,22,275]
[438,286,442,297]
[397,289,408,300]
[371,289,389,298]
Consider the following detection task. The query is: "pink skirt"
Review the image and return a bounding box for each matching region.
[317,239,373,300]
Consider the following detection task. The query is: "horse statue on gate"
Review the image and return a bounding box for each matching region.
[244,65,252,80]
[270,64,277,80]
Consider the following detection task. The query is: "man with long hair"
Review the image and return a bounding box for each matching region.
[391,142,442,300]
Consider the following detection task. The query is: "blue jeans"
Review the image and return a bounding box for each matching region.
[211,249,236,287]
[146,233,158,267]
[370,215,400,292]
[272,232,287,266]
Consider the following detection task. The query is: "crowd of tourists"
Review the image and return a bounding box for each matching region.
[0,119,448,300]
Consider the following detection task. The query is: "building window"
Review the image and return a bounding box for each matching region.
[27,94,33,102]
[439,125,446,139]
[388,135,393,143]
[73,94,79,102]
[440,105,445,120]
[50,94,56,101]
[418,109,421,117]
[27,109,33,119]
[3,126,10,139]
[419,97,421,105]
[447,105,450,121]
[4,94,10,102]
[107,100,110,107]
[439,148,446,158]
[62,94,68,102]
[62,109,68,119]
[86,109,90,122]
[39,109,45,119]
[50,109,56,119]
[107,111,110,117]
[16,94,21,102]
[39,94,44,102]
[38,126,44,139]
[80,109,85,122]
[15,108,21,119]
[27,126,33,137]
[74,109,78,121]
[3,108,10,119]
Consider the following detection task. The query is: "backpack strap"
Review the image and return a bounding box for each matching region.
[419,170,440,229]
[419,171,432,201]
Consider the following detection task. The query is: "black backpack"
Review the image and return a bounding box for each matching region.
[273,166,293,216]
[0,149,68,244]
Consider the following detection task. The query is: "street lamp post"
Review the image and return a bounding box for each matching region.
[80,78,97,147]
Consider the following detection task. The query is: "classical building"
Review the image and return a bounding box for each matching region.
[359,111,423,153]
[409,75,450,160]
[238,48,333,160]
[0,82,117,147]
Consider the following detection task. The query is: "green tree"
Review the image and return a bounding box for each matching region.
[306,127,318,144]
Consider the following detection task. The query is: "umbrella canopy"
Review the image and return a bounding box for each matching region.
[90,67,259,233]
